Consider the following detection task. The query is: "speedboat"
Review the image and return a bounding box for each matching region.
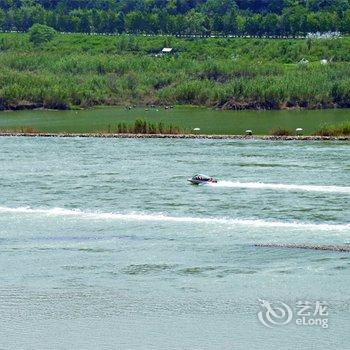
[188,174,218,185]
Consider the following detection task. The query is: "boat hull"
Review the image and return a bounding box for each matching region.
[188,179,217,185]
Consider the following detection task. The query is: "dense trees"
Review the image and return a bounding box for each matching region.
[0,0,350,35]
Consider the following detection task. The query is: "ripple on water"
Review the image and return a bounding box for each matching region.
[178,266,218,275]
[61,265,99,271]
[121,264,178,275]
[333,265,349,270]
[32,246,115,253]
[219,268,260,276]
[310,257,333,262]
[178,266,260,276]
[275,269,294,274]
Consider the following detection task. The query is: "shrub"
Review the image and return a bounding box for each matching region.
[28,24,56,46]
[115,119,185,134]
[314,122,350,136]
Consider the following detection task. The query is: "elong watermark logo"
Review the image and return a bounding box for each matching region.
[258,299,329,329]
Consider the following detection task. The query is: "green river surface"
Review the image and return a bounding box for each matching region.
[0,135,349,349]
[0,106,349,134]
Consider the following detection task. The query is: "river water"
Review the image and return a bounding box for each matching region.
[0,137,349,349]
[0,107,349,134]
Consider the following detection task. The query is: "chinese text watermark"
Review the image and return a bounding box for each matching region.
[258,299,329,329]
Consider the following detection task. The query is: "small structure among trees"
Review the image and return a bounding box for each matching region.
[155,47,173,57]
[161,48,173,55]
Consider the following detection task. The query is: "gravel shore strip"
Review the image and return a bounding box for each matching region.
[255,243,350,252]
[0,133,349,141]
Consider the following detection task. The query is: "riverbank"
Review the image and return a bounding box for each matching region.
[1,33,350,111]
[0,101,347,112]
[1,132,349,141]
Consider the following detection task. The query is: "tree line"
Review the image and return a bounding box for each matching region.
[0,0,350,35]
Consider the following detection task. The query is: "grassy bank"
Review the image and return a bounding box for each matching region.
[269,122,350,136]
[1,33,350,110]
[0,118,185,135]
[314,122,350,136]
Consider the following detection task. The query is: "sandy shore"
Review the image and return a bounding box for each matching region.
[0,132,349,141]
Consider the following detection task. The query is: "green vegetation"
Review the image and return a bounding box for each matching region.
[270,127,293,136]
[1,0,350,36]
[0,32,350,110]
[28,24,56,46]
[314,121,350,136]
[0,118,184,135]
[116,119,184,134]
[0,126,38,133]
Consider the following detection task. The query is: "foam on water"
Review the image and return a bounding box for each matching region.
[0,206,348,232]
[210,181,350,194]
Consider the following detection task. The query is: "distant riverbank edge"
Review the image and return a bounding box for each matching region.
[0,133,349,141]
[1,102,350,112]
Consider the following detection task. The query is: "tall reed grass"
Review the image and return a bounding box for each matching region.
[0,33,350,110]
[314,122,350,136]
[116,119,184,134]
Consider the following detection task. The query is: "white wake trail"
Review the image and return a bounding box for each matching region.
[210,181,350,194]
[0,206,348,232]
